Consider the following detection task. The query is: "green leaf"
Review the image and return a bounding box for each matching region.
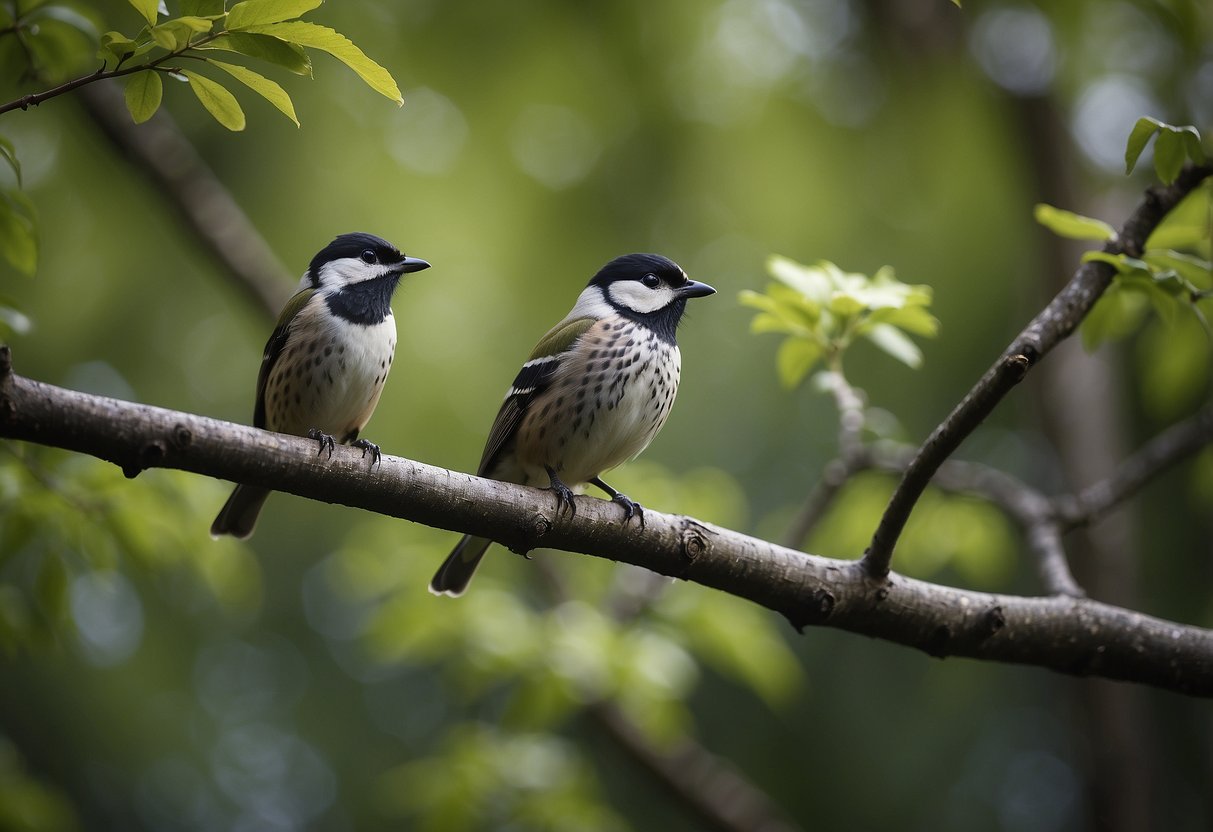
[1034,203,1117,241]
[1144,250,1212,289]
[182,0,226,14]
[1180,128,1206,164]
[243,21,402,104]
[150,24,177,49]
[767,254,832,304]
[209,60,299,125]
[151,17,212,49]
[1153,128,1186,184]
[737,288,776,312]
[0,136,21,188]
[0,191,38,276]
[226,0,323,29]
[182,71,246,130]
[866,304,941,337]
[197,32,312,75]
[1125,117,1161,175]
[776,338,822,388]
[128,0,159,26]
[1080,287,1148,350]
[1082,250,1150,274]
[98,30,138,65]
[123,71,163,123]
[864,323,923,368]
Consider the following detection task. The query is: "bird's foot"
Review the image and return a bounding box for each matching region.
[307,428,336,458]
[611,492,645,529]
[589,476,645,529]
[352,438,382,468]
[545,467,577,517]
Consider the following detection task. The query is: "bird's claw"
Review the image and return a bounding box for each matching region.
[551,481,577,517]
[545,467,577,517]
[352,438,382,468]
[612,492,645,529]
[307,428,336,458]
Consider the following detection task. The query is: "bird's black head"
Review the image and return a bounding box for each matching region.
[587,253,715,342]
[307,232,431,324]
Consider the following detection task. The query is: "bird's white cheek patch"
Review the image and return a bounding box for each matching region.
[607,282,676,314]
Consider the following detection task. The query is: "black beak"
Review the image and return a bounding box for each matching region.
[679,279,716,298]
[397,256,431,274]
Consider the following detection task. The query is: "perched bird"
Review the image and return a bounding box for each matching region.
[211,232,431,539]
[430,253,715,596]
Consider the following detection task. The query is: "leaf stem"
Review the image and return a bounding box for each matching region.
[0,31,221,117]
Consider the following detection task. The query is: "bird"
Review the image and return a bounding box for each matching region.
[211,232,431,539]
[430,252,715,596]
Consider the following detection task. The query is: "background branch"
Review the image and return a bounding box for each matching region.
[76,83,292,318]
[1055,403,1213,528]
[862,163,1213,578]
[3,349,1211,697]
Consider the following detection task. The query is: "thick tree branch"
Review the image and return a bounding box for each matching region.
[3,350,1211,697]
[863,163,1213,578]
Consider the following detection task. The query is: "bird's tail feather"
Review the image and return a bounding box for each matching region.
[429,534,492,597]
[210,485,272,539]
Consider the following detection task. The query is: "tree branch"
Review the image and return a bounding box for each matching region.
[0,33,220,117]
[1054,403,1213,529]
[586,702,801,832]
[76,83,292,318]
[3,348,1211,697]
[863,163,1213,579]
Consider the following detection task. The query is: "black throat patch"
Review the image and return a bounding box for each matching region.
[323,274,402,325]
[609,296,686,345]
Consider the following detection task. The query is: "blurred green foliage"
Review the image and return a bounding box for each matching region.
[741,256,939,385]
[1,1,1212,831]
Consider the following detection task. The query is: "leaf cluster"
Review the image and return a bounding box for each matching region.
[306,463,801,828]
[1035,124,1211,350]
[104,0,402,129]
[1125,117,1207,184]
[739,256,939,388]
[0,445,259,654]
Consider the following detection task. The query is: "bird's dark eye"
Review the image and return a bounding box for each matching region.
[641,273,661,289]
[360,250,377,265]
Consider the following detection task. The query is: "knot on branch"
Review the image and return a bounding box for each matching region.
[1004,353,1031,382]
[123,438,168,479]
[509,513,552,558]
[979,605,1006,640]
[788,587,836,633]
[172,424,193,450]
[680,526,708,562]
[529,513,552,540]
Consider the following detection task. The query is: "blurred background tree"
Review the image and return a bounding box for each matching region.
[1,0,1210,830]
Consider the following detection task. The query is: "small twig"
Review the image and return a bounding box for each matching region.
[1054,403,1213,528]
[862,163,1213,580]
[0,32,220,117]
[910,455,1083,597]
[781,366,867,549]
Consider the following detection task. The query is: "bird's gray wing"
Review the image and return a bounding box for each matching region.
[476,315,596,477]
[253,288,315,429]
